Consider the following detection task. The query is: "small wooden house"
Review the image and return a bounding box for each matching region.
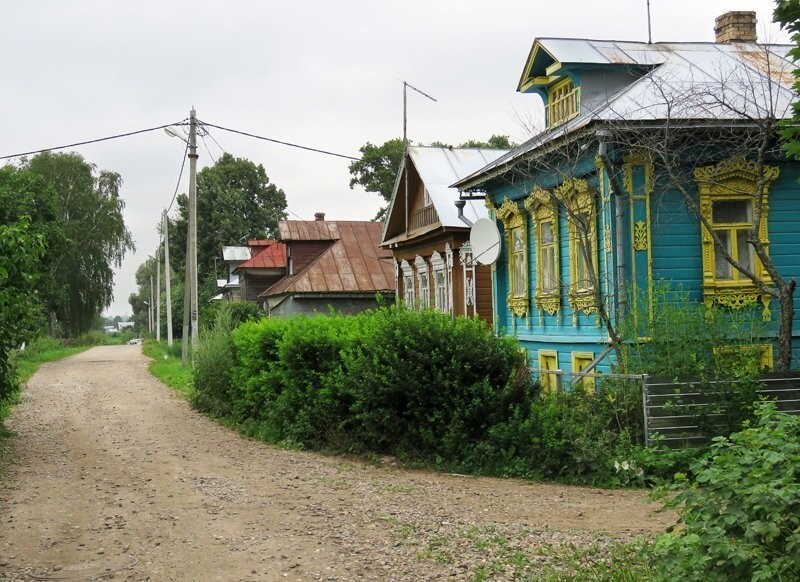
[259,213,395,316]
[381,146,508,324]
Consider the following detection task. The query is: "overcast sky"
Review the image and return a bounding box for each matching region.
[1,1,790,316]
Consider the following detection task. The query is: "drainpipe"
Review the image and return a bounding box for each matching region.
[596,128,627,317]
[454,200,473,227]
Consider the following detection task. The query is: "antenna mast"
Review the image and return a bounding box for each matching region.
[402,81,437,236]
[647,0,652,43]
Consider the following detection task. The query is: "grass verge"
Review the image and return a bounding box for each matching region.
[380,518,655,581]
[142,340,194,399]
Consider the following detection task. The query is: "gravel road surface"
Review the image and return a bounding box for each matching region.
[0,345,671,581]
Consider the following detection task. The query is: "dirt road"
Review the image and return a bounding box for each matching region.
[0,345,671,581]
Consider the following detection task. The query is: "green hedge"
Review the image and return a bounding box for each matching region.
[194,306,524,462]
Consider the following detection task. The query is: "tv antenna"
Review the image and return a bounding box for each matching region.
[402,81,437,235]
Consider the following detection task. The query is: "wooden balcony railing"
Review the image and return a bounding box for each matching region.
[409,205,438,231]
[547,86,581,128]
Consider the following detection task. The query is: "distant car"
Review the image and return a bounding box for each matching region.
[127,338,143,345]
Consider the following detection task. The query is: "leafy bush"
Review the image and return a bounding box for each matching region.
[192,304,238,416]
[341,308,522,459]
[651,401,800,580]
[207,306,524,460]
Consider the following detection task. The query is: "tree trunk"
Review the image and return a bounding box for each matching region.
[776,279,797,372]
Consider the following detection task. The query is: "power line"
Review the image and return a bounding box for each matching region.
[199,120,360,161]
[166,140,189,214]
[202,125,227,157]
[200,134,217,164]
[0,120,188,161]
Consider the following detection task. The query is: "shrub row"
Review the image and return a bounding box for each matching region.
[194,306,524,462]
[193,305,674,485]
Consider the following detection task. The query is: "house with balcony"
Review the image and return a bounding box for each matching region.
[454,11,800,382]
[381,146,508,324]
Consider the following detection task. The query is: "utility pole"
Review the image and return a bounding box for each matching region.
[149,275,154,334]
[156,245,161,342]
[180,109,200,365]
[188,108,199,351]
[163,210,173,347]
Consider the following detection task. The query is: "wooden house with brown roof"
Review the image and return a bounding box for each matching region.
[234,239,287,302]
[381,146,508,325]
[259,213,395,316]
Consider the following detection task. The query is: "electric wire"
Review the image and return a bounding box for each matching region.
[166,140,189,214]
[200,134,217,164]
[203,126,227,157]
[0,120,188,161]
[198,120,360,161]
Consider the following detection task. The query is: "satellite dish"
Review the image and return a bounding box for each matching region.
[470,218,502,265]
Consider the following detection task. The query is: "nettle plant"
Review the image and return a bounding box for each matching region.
[651,401,800,581]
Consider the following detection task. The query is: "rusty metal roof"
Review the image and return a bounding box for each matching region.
[279,220,339,241]
[262,220,394,297]
[237,241,286,270]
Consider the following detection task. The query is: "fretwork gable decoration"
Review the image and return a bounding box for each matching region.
[496,197,529,318]
[694,156,779,320]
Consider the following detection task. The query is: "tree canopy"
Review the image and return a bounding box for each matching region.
[0,216,46,400]
[21,152,134,336]
[166,153,288,306]
[349,136,515,220]
[776,1,800,157]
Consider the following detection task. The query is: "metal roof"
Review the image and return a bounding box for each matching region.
[381,146,508,245]
[237,241,287,270]
[262,220,394,297]
[457,39,794,190]
[221,246,251,262]
[279,220,339,241]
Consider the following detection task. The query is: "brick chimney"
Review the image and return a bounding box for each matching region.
[715,11,757,43]
[314,212,326,221]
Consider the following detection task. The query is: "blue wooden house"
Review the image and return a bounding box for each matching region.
[454,12,799,381]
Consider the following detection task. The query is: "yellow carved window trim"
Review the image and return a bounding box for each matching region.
[496,197,529,318]
[539,349,559,394]
[555,178,598,316]
[694,157,778,317]
[525,186,560,316]
[571,352,595,392]
[547,78,580,128]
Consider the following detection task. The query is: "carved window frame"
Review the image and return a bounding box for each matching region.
[414,255,430,309]
[496,197,529,318]
[400,260,415,308]
[694,157,778,316]
[556,178,598,316]
[431,251,449,314]
[525,185,560,317]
